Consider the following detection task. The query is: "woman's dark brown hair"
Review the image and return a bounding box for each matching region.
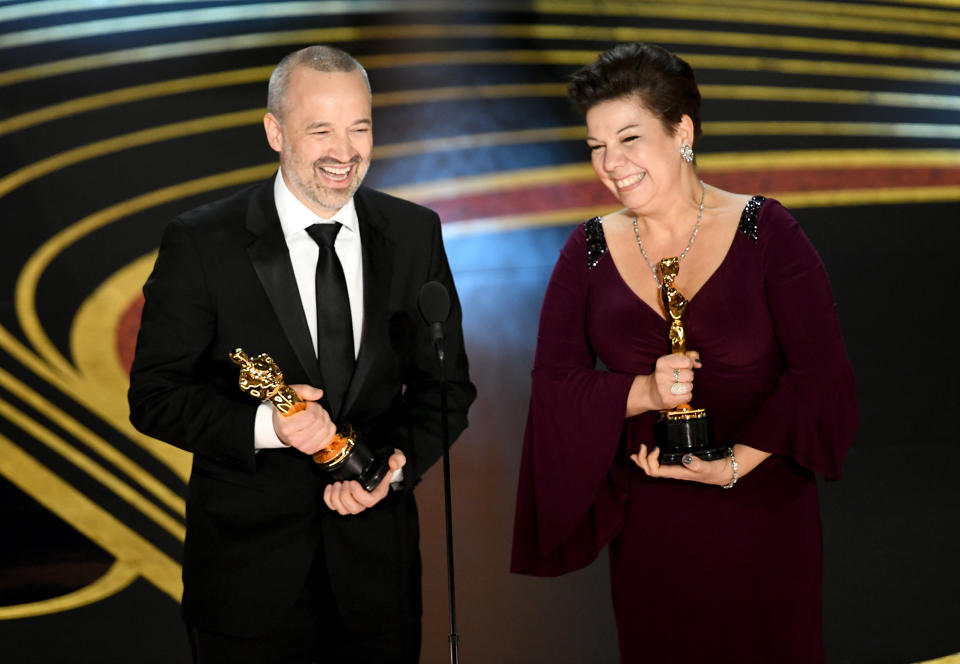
[569,43,702,148]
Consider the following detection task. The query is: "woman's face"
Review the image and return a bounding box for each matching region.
[585,96,686,212]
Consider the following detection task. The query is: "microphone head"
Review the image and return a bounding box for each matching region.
[418,280,450,324]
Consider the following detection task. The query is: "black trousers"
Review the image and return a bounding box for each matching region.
[187,618,421,664]
[187,544,421,664]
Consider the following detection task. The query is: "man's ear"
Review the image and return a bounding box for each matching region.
[263,113,283,153]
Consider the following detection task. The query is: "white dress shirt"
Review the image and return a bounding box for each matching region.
[254,170,363,449]
[253,173,403,485]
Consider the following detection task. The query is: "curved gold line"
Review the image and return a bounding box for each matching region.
[15,165,272,377]
[890,0,960,6]
[0,561,137,620]
[662,0,960,23]
[705,121,960,138]
[71,253,158,414]
[7,2,960,51]
[0,364,187,514]
[913,654,960,664]
[0,325,192,483]
[0,434,183,602]
[0,109,264,200]
[702,148,960,169]
[4,23,960,89]
[777,185,960,207]
[0,398,185,539]
[0,67,273,138]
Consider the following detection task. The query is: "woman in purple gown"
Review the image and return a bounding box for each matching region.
[511,43,858,663]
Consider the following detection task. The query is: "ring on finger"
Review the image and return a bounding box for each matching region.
[672,368,680,382]
[670,382,687,395]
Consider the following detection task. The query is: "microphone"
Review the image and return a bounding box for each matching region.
[418,281,450,362]
[416,279,459,662]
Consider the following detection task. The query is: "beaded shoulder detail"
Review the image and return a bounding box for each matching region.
[738,195,766,242]
[585,216,607,268]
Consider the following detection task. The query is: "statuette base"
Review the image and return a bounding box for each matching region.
[654,409,725,465]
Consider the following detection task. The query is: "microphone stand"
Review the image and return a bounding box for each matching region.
[433,335,460,664]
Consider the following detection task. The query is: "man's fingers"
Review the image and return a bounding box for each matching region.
[323,483,338,512]
[313,426,337,452]
[325,482,352,515]
[289,384,325,402]
[324,453,408,515]
[388,450,406,472]
[337,482,365,513]
[352,480,382,507]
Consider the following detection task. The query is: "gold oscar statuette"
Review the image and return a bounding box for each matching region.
[228,348,357,469]
[654,258,724,464]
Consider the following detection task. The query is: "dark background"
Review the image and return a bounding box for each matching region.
[1,1,958,662]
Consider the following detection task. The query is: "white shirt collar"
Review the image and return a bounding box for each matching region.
[274,169,359,238]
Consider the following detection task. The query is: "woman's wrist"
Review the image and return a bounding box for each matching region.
[625,374,655,418]
[720,443,771,485]
[721,447,738,488]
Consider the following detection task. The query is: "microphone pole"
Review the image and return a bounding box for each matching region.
[418,281,460,664]
[439,333,459,664]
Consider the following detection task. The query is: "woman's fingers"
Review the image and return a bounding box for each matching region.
[651,351,702,409]
[631,444,651,474]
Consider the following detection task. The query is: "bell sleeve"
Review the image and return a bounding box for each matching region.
[733,201,859,479]
[511,224,636,576]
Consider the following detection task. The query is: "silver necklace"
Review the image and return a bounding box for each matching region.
[633,179,706,288]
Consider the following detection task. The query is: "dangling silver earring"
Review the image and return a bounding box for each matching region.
[680,142,695,163]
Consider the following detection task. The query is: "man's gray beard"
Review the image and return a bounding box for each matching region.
[286,163,366,214]
[306,180,358,212]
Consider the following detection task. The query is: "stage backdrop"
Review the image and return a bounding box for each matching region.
[1,1,958,662]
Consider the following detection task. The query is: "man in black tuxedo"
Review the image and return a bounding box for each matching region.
[128,45,475,663]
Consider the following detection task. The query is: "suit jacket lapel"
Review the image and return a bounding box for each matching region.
[244,180,326,389]
[341,187,393,418]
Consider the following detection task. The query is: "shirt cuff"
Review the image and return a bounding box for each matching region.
[254,402,286,449]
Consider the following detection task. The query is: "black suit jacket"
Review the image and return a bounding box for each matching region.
[128,178,475,636]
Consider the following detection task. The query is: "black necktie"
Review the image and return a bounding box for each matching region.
[305,222,354,417]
